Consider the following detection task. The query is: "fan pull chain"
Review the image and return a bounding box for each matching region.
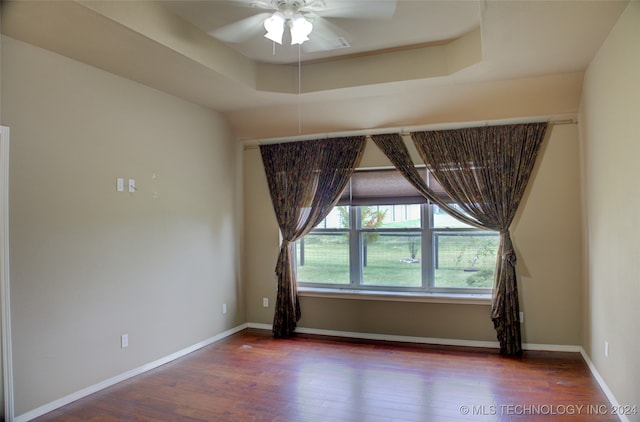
[298,44,302,134]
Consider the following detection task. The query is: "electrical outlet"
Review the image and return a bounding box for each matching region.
[121,334,129,349]
[222,303,227,314]
[116,178,124,192]
[604,341,609,357]
[519,312,524,323]
[263,297,269,308]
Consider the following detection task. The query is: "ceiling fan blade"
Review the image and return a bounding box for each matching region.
[209,13,272,43]
[215,0,275,10]
[311,0,396,20]
[303,16,352,52]
[250,0,277,9]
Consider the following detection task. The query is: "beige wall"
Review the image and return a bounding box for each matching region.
[2,36,243,416]
[579,1,640,417]
[244,121,584,346]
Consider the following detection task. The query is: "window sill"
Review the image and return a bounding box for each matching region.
[298,286,492,305]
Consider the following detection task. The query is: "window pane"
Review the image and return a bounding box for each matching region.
[433,232,499,288]
[359,205,388,229]
[315,206,349,229]
[361,233,422,287]
[296,233,350,284]
[432,204,473,229]
[360,204,421,229]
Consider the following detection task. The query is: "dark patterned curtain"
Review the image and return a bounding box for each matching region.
[372,123,547,355]
[260,136,366,337]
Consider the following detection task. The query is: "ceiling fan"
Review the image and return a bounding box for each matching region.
[211,0,397,53]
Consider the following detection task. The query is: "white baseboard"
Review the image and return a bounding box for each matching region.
[579,348,627,422]
[247,322,272,331]
[522,343,582,352]
[247,322,582,352]
[298,326,501,349]
[15,324,249,422]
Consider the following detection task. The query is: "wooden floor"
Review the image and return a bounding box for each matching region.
[33,329,616,421]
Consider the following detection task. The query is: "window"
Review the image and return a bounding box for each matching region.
[295,169,499,294]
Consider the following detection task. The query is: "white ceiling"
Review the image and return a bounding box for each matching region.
[1,0,629,141]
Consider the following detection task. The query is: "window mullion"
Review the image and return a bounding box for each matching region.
[350,206,360,287]
[423,203,434,291]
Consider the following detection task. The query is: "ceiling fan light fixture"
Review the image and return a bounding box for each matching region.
[264,12,285,44]
[290,15,313,45]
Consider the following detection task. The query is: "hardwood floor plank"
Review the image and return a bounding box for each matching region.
[31,329,616,421]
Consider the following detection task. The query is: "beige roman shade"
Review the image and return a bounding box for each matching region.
[337,167,451,205]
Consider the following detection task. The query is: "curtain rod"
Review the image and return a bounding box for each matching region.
[242,114,578,148]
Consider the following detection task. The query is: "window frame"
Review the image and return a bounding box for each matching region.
[296,202,496,295]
